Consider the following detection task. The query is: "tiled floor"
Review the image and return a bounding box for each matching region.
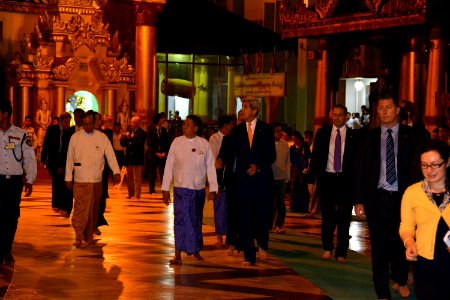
[0,168,349,299]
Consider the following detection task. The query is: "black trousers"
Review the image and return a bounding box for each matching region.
[225,173,239,248]
[50,168,73,215]
[0,175,22,259]
[319,173,353,258]
[148,157,166,193]
[367,189,408,299]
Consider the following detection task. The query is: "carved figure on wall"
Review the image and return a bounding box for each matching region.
[117,100,130,132]
[35,97,52,160]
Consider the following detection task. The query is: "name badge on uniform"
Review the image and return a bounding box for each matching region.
[5,142,16,150]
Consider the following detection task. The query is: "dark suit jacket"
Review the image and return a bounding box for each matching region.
[41,125,75,170]
[353,124,421,215]
[120,127,147,166]
[309,125,359,196]
[232,119,276,229]
[145,125,169,159]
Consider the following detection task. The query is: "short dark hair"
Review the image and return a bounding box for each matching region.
[218,115,233,129]
[292,130,304,142]
[25,115,32,121]
[83,110,96,122]
[186,114,202,128]
[333,104,348,114]
[152,113,163,125]
[0,101,13,117]
[114,122,121,128]
[59,112,71,121]
[377,94,399,106]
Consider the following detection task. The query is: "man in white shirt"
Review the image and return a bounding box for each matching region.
[162,115,217,265]
[209,115,235,246]
[65,111,120,247]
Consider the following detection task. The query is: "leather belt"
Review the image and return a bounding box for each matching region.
[378,188,399,195]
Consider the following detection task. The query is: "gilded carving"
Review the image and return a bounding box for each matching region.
[314,0,338,19]
[95,56,130,83]
[33,45,54,69]
[52,57,78,80]
[58,0,93,6]
[280,0,428,37]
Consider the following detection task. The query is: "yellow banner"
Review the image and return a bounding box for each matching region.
[234,73,286,97]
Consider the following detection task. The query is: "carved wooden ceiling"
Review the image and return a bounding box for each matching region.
[279,0,449,39]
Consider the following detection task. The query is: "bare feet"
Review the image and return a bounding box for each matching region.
[321,251,332,260]
[193,253,203,261]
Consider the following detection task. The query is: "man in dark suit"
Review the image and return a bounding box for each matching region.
[121,116,146,200]
[309,104,359,263]
[229,96,276,266]
[41,112,75,217]
[354,94,422,299]
[146,113,169,194]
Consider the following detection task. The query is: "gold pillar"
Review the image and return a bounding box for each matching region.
[55,85,67,117]
[134,1,165,117]
[106,88,117,117]
[399,39,415,102]
[424,28,446,131]
[314,39,328,133]
[8,86,16,122]
[19,81,33,125]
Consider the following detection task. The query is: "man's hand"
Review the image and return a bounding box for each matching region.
[355,204,365,218]
[66,181,73,191]
[247,164,258,176]
[24,183,32,197]
[208,192,217,201]
[215,159,223,170]
[113,174,120,185]
[162,191,170,206]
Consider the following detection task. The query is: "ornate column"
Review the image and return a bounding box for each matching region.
[314,39,328,133]
[54,84,70,117]
[18,81,33,125]
[424,27,446,131]
[8,86,16,121]
[134,1,165,117]
[399,38,416,102]
[105,87,117,117]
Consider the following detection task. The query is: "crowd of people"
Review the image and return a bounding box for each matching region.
[1,93,450,300]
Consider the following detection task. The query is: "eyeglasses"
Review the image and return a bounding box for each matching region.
[421,161,445,169]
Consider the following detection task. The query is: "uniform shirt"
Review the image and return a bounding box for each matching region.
[209,131,224,159]
[272,139,290,181]
[162,135,218,192]
[65,129,120,183]
[0,124,37,184]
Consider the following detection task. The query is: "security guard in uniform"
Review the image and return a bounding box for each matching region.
[0,100,36,266]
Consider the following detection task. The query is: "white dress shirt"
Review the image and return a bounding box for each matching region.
[209,131,224,159]
[162,135,218,192]
[326,125,347,173]
[65,129,120,183]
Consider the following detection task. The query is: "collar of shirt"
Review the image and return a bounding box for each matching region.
[82,129,96,136]
[381,123,400,135]
[247,118,257,133]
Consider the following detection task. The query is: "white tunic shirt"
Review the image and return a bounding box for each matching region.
[162,135,218,192]
[0,125,37,184]
[208,131,224,159]
[65,129,120,183]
